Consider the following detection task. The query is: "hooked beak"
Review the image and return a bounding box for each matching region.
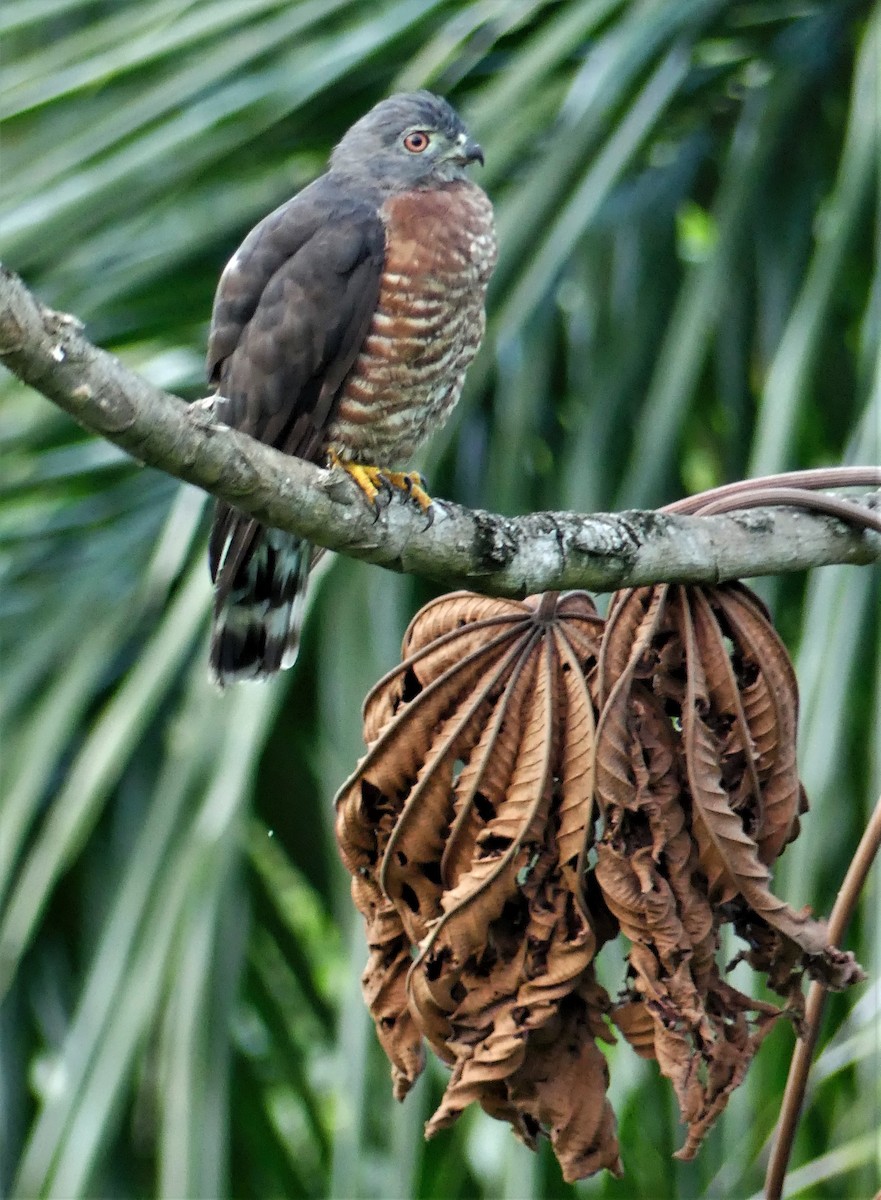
[463,138,484,166]
[450,134,484,167]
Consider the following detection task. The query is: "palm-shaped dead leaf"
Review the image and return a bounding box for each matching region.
[594,580,865,1159]
[336,575,866,1179]
[334,591,620,1177]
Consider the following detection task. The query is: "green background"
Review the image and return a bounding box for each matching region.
[1,2,879,1196]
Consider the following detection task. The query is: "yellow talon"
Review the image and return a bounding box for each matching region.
[331,456,384,507]
[329,451,434,523]
[382,470,433,516]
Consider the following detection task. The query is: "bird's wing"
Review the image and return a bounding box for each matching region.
[206,174,385,585]
[207,174,386,460]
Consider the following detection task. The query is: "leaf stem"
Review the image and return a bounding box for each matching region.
[764,791,881,1200]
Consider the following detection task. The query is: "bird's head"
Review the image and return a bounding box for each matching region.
[328,91,484,192]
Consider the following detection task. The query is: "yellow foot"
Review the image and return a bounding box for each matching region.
[381,469,433,518]
[328,451,434,525]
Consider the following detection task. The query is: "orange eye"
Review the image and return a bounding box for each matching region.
[403,131,431,153]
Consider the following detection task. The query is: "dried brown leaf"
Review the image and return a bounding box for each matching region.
[551,591,605,660]
[337,611,528,880]
[379,641,532,941]
[335,592,619,1181]
[426,959,621,1182]
[421,636,557,966]
[592,580,864,1160]
[351,873,425,1098]
[401,592,532,658]
[507,993,622,1182]
[715,585,803,862]
[598,586,669,707]
[331,595,614,1166]
[553,628,598,896]
[363,592,530,736]
[609,999,656,1059]
[439,634,542,890]
[679,594,860,984]
[688,587,764,817]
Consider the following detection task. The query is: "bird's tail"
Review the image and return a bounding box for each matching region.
[208,506,311,686]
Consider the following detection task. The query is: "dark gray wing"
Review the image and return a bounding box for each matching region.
[206,174,385,586]
[207,173,385,459]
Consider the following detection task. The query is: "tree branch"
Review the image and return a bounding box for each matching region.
[2,264,879,596]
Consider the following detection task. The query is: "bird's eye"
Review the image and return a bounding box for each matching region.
[402,131,431,153]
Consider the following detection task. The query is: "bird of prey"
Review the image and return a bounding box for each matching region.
[206,91,497,685]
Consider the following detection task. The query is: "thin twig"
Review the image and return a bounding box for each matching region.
[764,793,881,1200]
[664,469,881,514]
[690,485,881,534]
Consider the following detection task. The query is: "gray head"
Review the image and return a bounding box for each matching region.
[328,91,483,192]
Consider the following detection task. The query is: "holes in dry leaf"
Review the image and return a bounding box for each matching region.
[495,897,528,938]
[400,883,420,913]
[614,812,651,853]
[473,791,495,822]
[522,1114,541,1141]
[425,947,450,981]
[471,946,497,976]
[401,665,423,702]
[737,658,759,688]
[396,850,408,865]
[526,935,550,973]
[563,894,584,940]
[477,833,513,858]
[721,751,747,798]
[419,860,443,885]
[383,935,408,967]
[360,779,385,820]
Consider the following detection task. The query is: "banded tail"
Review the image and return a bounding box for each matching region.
[209,503,311,686]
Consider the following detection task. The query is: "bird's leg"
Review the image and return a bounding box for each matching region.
[327,451,434,525]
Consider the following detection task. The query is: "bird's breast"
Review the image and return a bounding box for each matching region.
[328,180,496,465]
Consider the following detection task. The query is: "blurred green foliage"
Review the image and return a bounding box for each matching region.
[1,2,879,1197]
